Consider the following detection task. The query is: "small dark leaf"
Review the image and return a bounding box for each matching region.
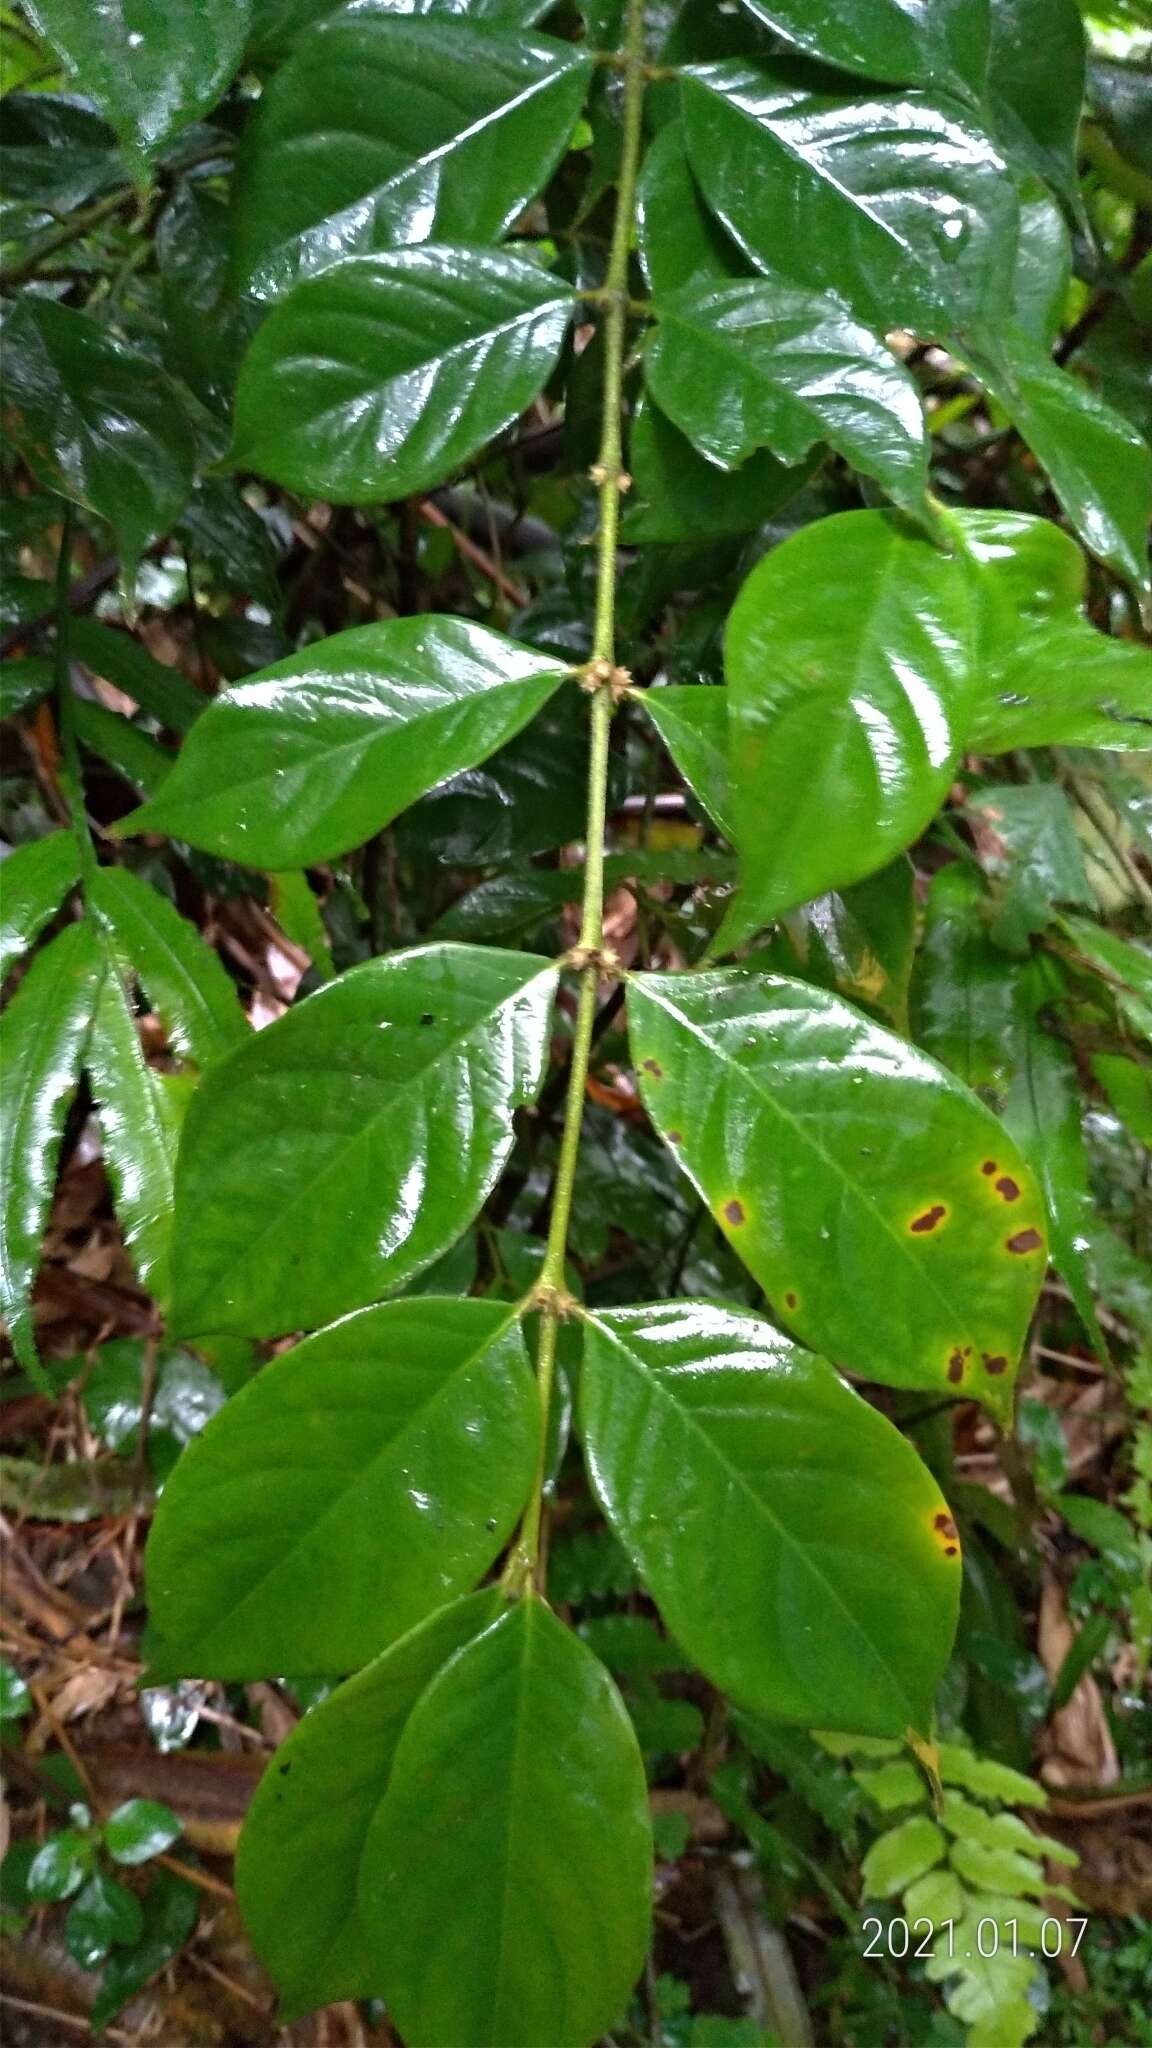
[102,1799,182,1866]
[64,1873,144,1969]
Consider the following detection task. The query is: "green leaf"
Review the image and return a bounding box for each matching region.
[646,282,928,515]
[721,511,977,939]
[269,873,334,983]
[89,1867,198,2030]
[246,0,554,64]
[147,1299,537,1679]
[860,1814,947,1898]
[948,508,1152,753]
[763,857,918,1032]
[638,686,734,838]
[73,699,174,796]
[971,784,1092,953]
[0,1658,31,1722]
[231,246,572,503]
[64,1872,143,1969]
[985,0,1086,200]
[1059,915,1152,1039]
[904,1864,966,1925]
[118,618,569,869]
[936,1743,1047,1805]
[359,1596,652,2048]
[0,91,121,215]
[234,14,590,299]
[27,1829,94,1903]
[976,329,1152,601]
[582,1302,961,1738]
[624,396,812,545]
[0,656,55,721]
[70,619,206,735]
[24,0,251,162]
[87,946,181,1304]
[910,865,1017,1092]
[2,299,195,583]
[680,64,1018,336]
[628,968,1046,1415]
[737,0,991,95]
[940,1790,1076,1863]
[636,119,748,295]
[88,867,247,1070]
[1003,986,1109,1359]
[948,1836,1046,1896]
[236,1590,502,2017]
[0,832,81,981]
[170,945,556,1338]
[858,1759,929,1811]
[103,1799,181,1866]
[1010,178,1072,348]
[0,921,102,1380]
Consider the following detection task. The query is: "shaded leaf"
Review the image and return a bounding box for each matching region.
[646,281,928,514]
[88,867,247,1070]
[231,245,572,503]
[87,946,181,1303]
[119,618,569,868]
[636,119,748,295]
[582,1302,961,1738]
[971,783,1092,953]
[235,13,591,298]
[737,0,991,96]
[27,1830,93,1903]
[628,968,1046,1415]
[639,686,734,838]
[64,1872,143,1969]
[359,1597,652,2048]
[0,831,80,981]
[170,945,556,1337]
[236,1590,502,2017]
[2,299,195,582]
[89,1867,198,2030]
[0,921,102,1379]
[986,0,1086,200]
[70,618,206,735]
[910,864,1017,1093]
[0,91,121,214]
[147,1300,537,1678]
[624,396,812,544]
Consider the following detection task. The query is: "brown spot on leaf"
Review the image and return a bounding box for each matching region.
[982,1352,1009,1375]
[785,1291,798,1311]
[666,1129,683,1145]
[1006,1228,1043,1255]
[723,1199,746,1227]
[981,1160,997,1176]
[910,1204,947,1234]
[934,1513,958,1540]
[994,1175,1021,1202]
[946,1349,965,1384]
[641,1058,663,1077]
[944,1545,959,1557]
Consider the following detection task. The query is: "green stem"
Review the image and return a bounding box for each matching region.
[514,0,647,1588]
[52,504,96,884]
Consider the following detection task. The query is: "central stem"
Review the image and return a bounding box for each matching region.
[515,0,647,1583]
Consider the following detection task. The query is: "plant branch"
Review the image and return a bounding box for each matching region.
[0,187,133,290]
[513,0,647,1589]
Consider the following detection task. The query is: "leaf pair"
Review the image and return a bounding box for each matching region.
[0,868,246,1375]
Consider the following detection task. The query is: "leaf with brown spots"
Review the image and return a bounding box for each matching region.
[627,970,1046,1418]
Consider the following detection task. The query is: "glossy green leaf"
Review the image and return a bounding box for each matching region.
[118,618,569,869]
[147,1299,536,1678]
[2,299,195,582]
[88,867,247,1070]
[582,1302,961,1738]
[246,0,554,63]
[947,509,1152,753]
[646,282,928,514]
[0,1659,31,1722]
[88,1867,198,2031]
[237,1590,502,2016]
[359,1597,652,2048]
[231,246,572,503]
[1004,984,1109,1358]
[0,656,55,722]
[976,329,1152,600]
[103,1798,181,1866]
[0,92,121,214]
[170,945,556,1338]
[628,968,1047,1415]
[26,1829,93,1904]
[1092,1053,1152,1147]
[680,64,1018,336]
[235,14,590,299]
[986,0,1086,199]
[25,0,249,163]
[970,783,1092,953]
[64,1872,143,1970]
[636,119,747,295]
[625,396,812,544]
[0,921,102,1379]
[86,947,180,1305]
[1059,916,1152,1040]
[721,511,977,940]
[1010,177,1072,347]
[74,699,173,796]
[639,686,734,838]
[910,864,1017,1093]
[737,0,990,95]
[0,832,80,981]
